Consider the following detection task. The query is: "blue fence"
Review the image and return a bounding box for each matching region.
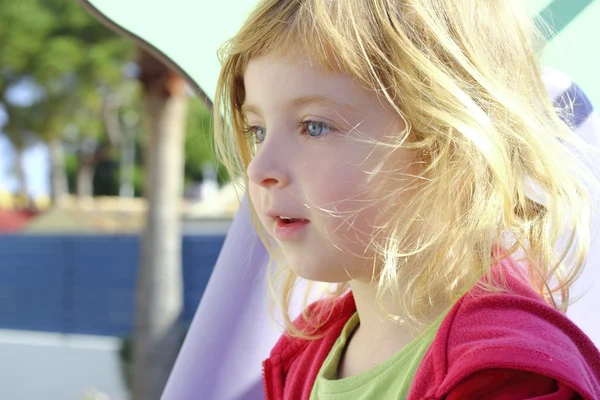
[0,234,225,337]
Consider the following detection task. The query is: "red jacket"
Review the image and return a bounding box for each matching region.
[263,259,600,399]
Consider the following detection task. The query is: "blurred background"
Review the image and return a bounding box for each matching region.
[0,1,238,399]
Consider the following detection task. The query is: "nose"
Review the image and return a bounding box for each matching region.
[247,139,291,189]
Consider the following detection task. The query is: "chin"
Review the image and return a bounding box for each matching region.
[289,263,351,284]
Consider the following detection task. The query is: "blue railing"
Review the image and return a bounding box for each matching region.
[0,234,225,337]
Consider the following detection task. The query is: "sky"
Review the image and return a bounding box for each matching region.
[0,85,50,198]
[0,134,50,197]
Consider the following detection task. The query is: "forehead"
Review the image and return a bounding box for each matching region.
[242,54,375,112]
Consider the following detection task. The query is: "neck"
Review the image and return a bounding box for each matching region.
[347,278,447,345]
[334,279,447,378]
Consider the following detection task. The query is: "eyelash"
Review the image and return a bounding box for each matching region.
[243,125,260,142]
[243,120,337,143]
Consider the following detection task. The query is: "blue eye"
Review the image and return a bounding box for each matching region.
[255,127,266,143]
[245,125,266,144]
[304,121,334,138]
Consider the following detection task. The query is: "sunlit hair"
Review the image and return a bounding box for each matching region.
[214,0,599,336]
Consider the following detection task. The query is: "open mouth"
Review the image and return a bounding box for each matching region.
[277,217,306,224]
[274,216,310,239]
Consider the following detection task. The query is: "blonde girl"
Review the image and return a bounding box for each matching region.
[214,0,600,398]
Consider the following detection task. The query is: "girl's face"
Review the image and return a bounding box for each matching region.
[244,53,415,283]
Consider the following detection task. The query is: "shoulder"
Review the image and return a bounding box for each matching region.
[436,266,600,399]
[269,291,356,360]
[264,292,356,399]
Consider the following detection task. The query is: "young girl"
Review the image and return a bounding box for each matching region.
[213,0,600,398]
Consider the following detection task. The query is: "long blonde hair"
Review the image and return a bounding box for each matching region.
[214,0,598,334]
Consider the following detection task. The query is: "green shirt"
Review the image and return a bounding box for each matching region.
[309,312,445,400]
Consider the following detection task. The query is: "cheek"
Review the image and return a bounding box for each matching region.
[305,164,372,210]
[248,183,268,225]
[248,183,260,206]
[305,163,382,241]
[308,150,414,243]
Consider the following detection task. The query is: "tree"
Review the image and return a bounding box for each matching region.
[184,98,226,187]
[0,0,134,202]
[2,103,36,206]
[2,88,72,205]
[70,84,130,199]
[87,96,222,198]
[132,48,188,400]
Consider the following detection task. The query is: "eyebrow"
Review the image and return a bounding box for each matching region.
[289,95,358,111]
[241,94,357,116]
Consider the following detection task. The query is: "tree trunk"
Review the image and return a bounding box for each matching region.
[13,147,29,209]
[76,161,94,198]
[76,92,122,201]
[48,139,68,206]
[132,50,188,400]
[119,113,137,198]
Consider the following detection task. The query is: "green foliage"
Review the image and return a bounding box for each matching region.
[0,0,226,197]
[64,151,78,194]
[0,0,135,145]
[0,0,133,86]
[184,98,217,184]
[93,158,120,196]
[3,103,38,150]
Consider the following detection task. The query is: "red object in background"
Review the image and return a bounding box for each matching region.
[0,210,36,233]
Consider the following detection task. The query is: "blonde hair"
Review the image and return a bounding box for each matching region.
[214,0,598,335]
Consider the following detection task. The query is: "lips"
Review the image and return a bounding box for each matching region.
[266,211,308,223]
[265,211,310,240]
[274,218,310,240]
